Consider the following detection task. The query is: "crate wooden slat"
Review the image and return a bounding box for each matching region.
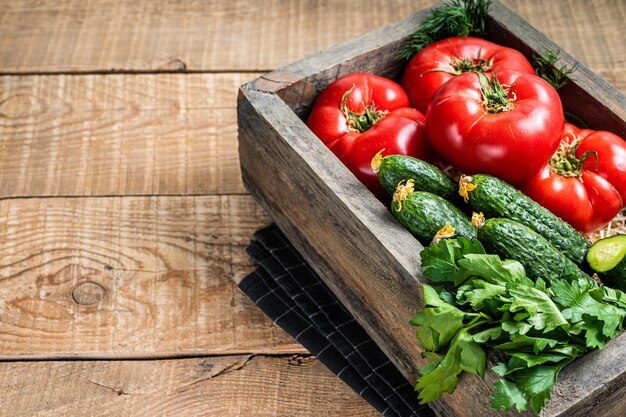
[237,1,626,416]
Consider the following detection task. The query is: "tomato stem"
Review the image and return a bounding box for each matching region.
[340,86,388,133]
[451,55,493,74]
[549,139,598,180]
[478,72,515,114]
[422,55,494,77]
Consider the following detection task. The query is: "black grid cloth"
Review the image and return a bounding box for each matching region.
[239,225,434,417]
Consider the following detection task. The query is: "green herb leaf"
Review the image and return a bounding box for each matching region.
[416,343,463,403]
[458,330,487,377]
[416,328,487,402]
[419,351,443,375]
[420,238,485,284]
[533,48,577,90]
[410,285,469,351]
[494,334,560,355]
[472,326,502,343]
[458,254,525,284]
[508,285,569,333]
[457,279,506,309]
[508,364,568,415]
[398,0,492,60]
[551,278,625,339]
[509,352,571,368]
[491,379,528,413]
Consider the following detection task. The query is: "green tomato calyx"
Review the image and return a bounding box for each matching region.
[341,85,388,133]
[478,72,516,114]
[549,138,598,179]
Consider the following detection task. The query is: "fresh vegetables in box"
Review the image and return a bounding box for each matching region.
[300,0,626,414]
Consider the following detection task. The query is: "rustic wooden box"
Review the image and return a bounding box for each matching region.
[237,1,626,416]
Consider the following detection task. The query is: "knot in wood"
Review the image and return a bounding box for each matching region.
[72,281,106,305]
[0,93,43,119]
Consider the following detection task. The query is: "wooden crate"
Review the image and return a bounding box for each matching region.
[237,1,626,416]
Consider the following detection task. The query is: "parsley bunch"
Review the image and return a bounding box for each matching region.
[411,238,626,414]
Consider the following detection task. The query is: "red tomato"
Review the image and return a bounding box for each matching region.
[567,125,626,204]
[522,123,624,233]
[425,70,564,186]
[402,37,535,113]
[523,167,622,234]
[306,73,431,199]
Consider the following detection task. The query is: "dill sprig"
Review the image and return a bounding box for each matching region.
[398,0,492,61]
[534,49,577,90]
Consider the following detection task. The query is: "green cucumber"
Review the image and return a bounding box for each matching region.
[478,218,591,282]
[587,235,626,290]
[375,154,460,203]
[391,190,476,244]
[463,174,589,265]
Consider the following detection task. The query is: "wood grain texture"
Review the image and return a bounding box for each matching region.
[237,1,626,416]
[501,0,626,94]
[0,0,436,73]
[0,195,307,358]
[0,73,254,198]
[0,355,379,417]
[0,0,624,88]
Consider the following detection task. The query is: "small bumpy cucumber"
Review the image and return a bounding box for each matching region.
[462,174,589,265]
[391,188,476,244]
[587,235,626,290]
[478,218,591,282]
[374,154,460,203]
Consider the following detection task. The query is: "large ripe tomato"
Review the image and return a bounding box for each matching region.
[402,37,535,113]
[425,70,564,186]
[306,73,431,199]
[522,123,623,233]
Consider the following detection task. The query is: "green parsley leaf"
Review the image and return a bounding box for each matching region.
[508,363,569,415]
[509,352,571,367]
[551,278,625,339]
[494,334,560,355]
[458,254,525,284]
[420,238,485,284]
[410,285,468,351]
[457,279,506,309]
[508,285,569,333]
[416,343,463,403]
[419,351,443,376]
[491,379,528,413]
[472,326,502,343]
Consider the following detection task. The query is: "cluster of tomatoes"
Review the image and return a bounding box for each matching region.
[306,37,625,234]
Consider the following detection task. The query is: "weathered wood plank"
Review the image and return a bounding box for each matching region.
[502,0,626,93]
[0,0,624,84]
[0,73,254,198]
[0,0,435,73]
[0,195,308,358]
[0,355,379,417]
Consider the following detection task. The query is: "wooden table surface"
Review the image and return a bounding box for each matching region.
[0,1,624,415]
